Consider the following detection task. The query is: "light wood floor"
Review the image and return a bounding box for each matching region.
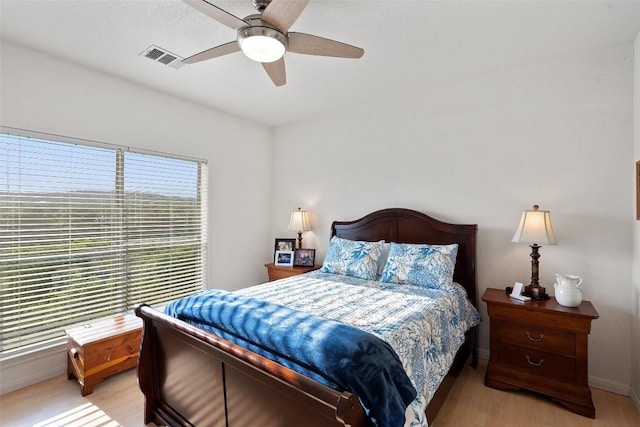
[1,358,638,426]
[433,359,640,427]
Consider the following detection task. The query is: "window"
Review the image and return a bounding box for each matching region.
[0,129,207,356]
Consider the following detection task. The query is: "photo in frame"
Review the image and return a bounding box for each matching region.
[274,250,295,266]
[274,238,296,254]
[294,248,316,267]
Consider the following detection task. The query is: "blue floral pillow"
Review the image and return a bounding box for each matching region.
[321,236,384,280]
[380,242,459,289]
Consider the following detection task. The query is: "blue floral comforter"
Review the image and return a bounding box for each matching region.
[165,289,416,427]
[167,271,480,427]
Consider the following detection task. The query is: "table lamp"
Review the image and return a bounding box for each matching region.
[511,204,557,299]
[288,207,311,249]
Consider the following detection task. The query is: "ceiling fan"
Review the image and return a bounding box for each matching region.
[181,0,364,86]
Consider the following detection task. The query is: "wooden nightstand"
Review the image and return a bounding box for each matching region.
[66,314,142,396]
[482,288,599,418]
[265,263,321,281]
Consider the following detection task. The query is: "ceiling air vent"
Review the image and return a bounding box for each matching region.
[140,45,184,69]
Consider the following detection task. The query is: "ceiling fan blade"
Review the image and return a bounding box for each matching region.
[288,32,364,58]
[261,0,309,32]
[182,0,247,30]
[183,41,240,64]
[262,58,286,86]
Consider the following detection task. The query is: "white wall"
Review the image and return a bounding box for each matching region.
[632,31,640,411]
[0,40,273,393]
[272,44,635,393]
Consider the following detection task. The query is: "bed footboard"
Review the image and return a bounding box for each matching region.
[135,304,371,427]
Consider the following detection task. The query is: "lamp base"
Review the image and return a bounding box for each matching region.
[524,285,549,300]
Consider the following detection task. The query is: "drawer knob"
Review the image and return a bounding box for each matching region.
[525,355,544,366]
[526,332,544,342]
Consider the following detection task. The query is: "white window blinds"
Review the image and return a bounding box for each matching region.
[0,131,207,356]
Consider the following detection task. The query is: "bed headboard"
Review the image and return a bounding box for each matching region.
[331,208,478,307]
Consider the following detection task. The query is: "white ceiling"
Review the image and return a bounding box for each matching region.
[2,0,639,127]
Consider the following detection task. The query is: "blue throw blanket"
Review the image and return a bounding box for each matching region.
[165,289,417,427]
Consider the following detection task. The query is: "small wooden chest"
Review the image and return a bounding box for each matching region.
[66,314,142,396]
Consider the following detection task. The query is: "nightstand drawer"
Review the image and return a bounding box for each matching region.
[268,268,303,281]
[499,322,575,356]
[265,263,320,282]
[499,343,576,382]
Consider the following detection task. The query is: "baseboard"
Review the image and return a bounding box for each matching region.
[0,344,66,395]
[478,348,490,360]
[588,374,631,396]
[630,386,640,414]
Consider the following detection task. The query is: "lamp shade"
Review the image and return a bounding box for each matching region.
[511,205,557,245]
[288,208,311,232]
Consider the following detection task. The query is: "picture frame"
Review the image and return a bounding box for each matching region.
[294,248,316,267]
[274,238,296,254]
[274,250,295,266]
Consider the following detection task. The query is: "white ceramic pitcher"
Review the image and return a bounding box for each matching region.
[554,274,583,307]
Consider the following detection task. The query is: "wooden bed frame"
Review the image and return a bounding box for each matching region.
[135,208,478,426]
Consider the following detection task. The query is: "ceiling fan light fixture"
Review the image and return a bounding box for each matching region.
[237,25,287,63]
